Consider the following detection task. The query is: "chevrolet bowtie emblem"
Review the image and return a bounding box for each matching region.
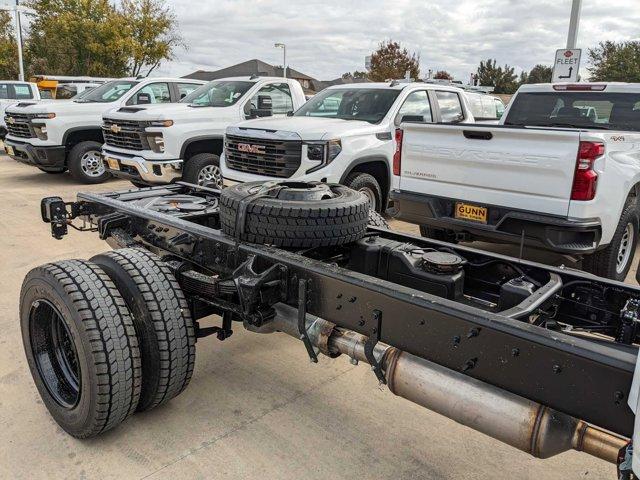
[110,124,121,134]
[6,117,14,124]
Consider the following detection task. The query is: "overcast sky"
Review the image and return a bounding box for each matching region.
[155,0,640,82]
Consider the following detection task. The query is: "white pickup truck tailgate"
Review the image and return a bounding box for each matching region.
[399,124,581,216]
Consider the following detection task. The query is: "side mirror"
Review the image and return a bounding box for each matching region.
[286,110,294,117]
[180,92,187,99]
[136,92,151,104]
[395,114,425,126]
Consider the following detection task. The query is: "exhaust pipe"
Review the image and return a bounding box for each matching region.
[265,306,627,463]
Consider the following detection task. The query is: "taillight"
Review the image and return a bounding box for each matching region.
[393,128,403,176]
[571,141,604,201]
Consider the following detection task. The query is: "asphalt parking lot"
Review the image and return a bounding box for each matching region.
[0,158,634,480]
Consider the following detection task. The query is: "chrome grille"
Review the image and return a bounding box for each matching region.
[102,118,147,150]
[5,113,34,138]
[225,134,302,178]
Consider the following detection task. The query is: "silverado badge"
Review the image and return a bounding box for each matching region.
[237,143,266,155]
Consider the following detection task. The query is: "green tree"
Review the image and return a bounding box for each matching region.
[476,58,518,94]
[26,0,130,77]
[369,40,420,82]
[342,70,367,79]
[0,11,18,79]
[121,0,183,77]
[433,70,453,80]
[520,64,552,84]
[588,41,640,82]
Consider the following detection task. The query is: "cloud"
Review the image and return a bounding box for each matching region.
[155,0,640,82]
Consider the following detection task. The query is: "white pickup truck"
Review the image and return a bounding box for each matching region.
[3,77,203,183]
[221,81,486,212]
[0,81,41,140]
[391,82,640,281]
[101,76,306,187]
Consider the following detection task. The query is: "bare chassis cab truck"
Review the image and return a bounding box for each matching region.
[23,180,640,477]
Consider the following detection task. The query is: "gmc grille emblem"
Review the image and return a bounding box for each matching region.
[237,143,266,155]
[110,124,122,134]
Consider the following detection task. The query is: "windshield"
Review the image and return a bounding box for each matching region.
[294,88,401,123]
[505,91,640,131]
[182,80,254,107]
[74,80,138,103]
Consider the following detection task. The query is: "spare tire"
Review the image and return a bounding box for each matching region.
[220,181,369,248]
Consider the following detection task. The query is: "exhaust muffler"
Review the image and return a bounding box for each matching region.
[264,306,627,463]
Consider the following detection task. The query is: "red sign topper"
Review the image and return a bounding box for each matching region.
[564,50,574,58]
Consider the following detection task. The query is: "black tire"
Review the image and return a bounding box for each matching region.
[344,172,383,212]
[91,248,196,412]
[583,199,638,281]
[368,210,390,228]
[20,260,141,438]
[68,141,110,184]
[220,181,370,248]
[38,167,66,174]
[419,225,459,244]
[183,153,222,187]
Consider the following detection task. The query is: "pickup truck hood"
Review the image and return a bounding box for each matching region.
[103,103,237,122]
[232,116,378,141]
[6,100,111,115]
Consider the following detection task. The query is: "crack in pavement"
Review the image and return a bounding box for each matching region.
[140,364,357,479]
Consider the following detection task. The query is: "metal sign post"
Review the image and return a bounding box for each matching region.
[0,0,35,81]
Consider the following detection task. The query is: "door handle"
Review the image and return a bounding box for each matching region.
[463,130,493,140]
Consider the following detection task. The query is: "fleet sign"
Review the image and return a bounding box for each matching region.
[552,49,581,83]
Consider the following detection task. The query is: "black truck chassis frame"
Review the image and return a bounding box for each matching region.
[43,183,639,444]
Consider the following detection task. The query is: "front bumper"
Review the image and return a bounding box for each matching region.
[4,138,66,168]
[390,190,602,254]
[102,149,183,184]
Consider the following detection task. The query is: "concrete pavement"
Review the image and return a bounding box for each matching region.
[0,159,631,479]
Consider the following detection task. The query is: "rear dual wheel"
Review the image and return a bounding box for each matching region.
[20,250,196,438]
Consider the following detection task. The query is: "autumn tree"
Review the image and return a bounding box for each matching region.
[588,41,640,82]
[0,11,18,79]
[25,0,181,77]
[121,0,183,77]
[519,64,552,84]
[433,70,453,80]
[476,58,518,94]
[341,70,367,79]
[26,0,130,76]
[369,40,419,82]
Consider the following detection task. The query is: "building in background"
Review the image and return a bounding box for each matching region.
[184,59,317,95]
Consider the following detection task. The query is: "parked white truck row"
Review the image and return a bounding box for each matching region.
[4,76,640,280]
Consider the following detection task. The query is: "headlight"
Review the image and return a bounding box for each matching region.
[146,133,165,153]
[32,113,56,119]
[327,139,341,162]
[305,139,341,174]
[148,119,173,127]
[33,124,48,140]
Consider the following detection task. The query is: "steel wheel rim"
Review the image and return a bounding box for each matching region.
[29,300,81,408]
[359,187,378,210]
[197,164,222,187]
[80,150,105,177]
[616,223,634,274]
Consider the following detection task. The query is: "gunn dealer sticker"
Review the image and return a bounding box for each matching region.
[455,202,488,223]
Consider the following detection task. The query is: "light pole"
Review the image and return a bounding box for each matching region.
[274,43,286,78]
[0,0,35,81]
[566,0,582,49]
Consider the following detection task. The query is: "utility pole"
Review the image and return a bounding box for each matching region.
[0,0,34,81]
[566,0,582,49]
[275,43,286,78]
[15,0,23,81]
